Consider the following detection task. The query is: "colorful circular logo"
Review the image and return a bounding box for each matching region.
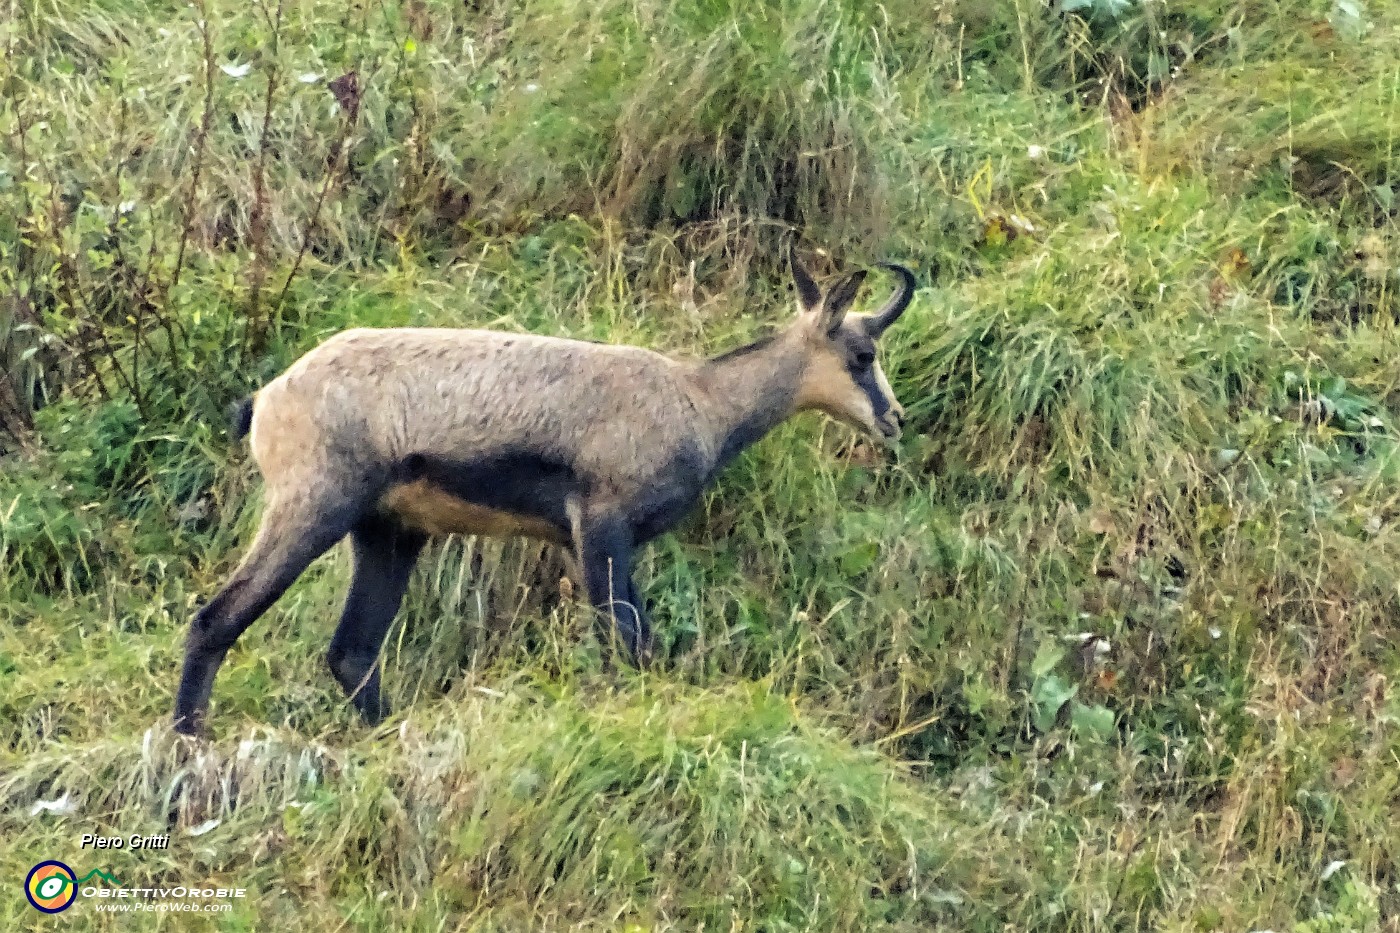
[26,860,78,913]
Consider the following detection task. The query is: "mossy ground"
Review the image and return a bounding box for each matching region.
[2,1,1399,929]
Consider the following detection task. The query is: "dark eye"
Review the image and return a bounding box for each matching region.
[851,350,874,371]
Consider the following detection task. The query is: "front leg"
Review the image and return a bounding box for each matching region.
[572,504,651,663]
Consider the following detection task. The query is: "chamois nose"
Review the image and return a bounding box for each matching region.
[877,404,904,441]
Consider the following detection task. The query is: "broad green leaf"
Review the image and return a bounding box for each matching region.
[1031,641,1066,679]
[1070,702,1116,741]
[838,542,879,576]
[1032,674,1077,733]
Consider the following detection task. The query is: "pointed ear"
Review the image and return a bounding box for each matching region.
[818,270,867,337]
[790,243,821,312]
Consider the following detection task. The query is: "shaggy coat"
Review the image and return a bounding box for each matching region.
[174,249,916,734]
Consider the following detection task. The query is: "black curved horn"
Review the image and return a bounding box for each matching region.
[866,262,917,335]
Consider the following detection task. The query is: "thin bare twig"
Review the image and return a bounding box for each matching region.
[272,70,364,320]
[168,0,217,312]
[241,0,287,361]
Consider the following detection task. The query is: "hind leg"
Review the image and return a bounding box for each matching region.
[174,492,367,736]
[326,513,425,725]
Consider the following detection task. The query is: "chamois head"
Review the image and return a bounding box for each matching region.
[788,245,916,442]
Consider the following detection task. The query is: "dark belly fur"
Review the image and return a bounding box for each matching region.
[379,449,581,544]
[377,446,708,546]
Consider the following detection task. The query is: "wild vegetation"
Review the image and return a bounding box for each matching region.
[2,0,1398,929]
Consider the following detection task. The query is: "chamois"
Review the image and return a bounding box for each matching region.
[173,247,916,735]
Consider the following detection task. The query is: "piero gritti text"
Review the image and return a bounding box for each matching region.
[80,833,170,850]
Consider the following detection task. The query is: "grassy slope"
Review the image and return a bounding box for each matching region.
[2,0,1399,929]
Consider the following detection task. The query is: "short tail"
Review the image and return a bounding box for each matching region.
[228,396,254,442]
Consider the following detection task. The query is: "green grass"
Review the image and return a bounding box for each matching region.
[3,0,1400,930]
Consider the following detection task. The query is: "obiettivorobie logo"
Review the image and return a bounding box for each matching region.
[24,858,246,914]
[25,861,121,914]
